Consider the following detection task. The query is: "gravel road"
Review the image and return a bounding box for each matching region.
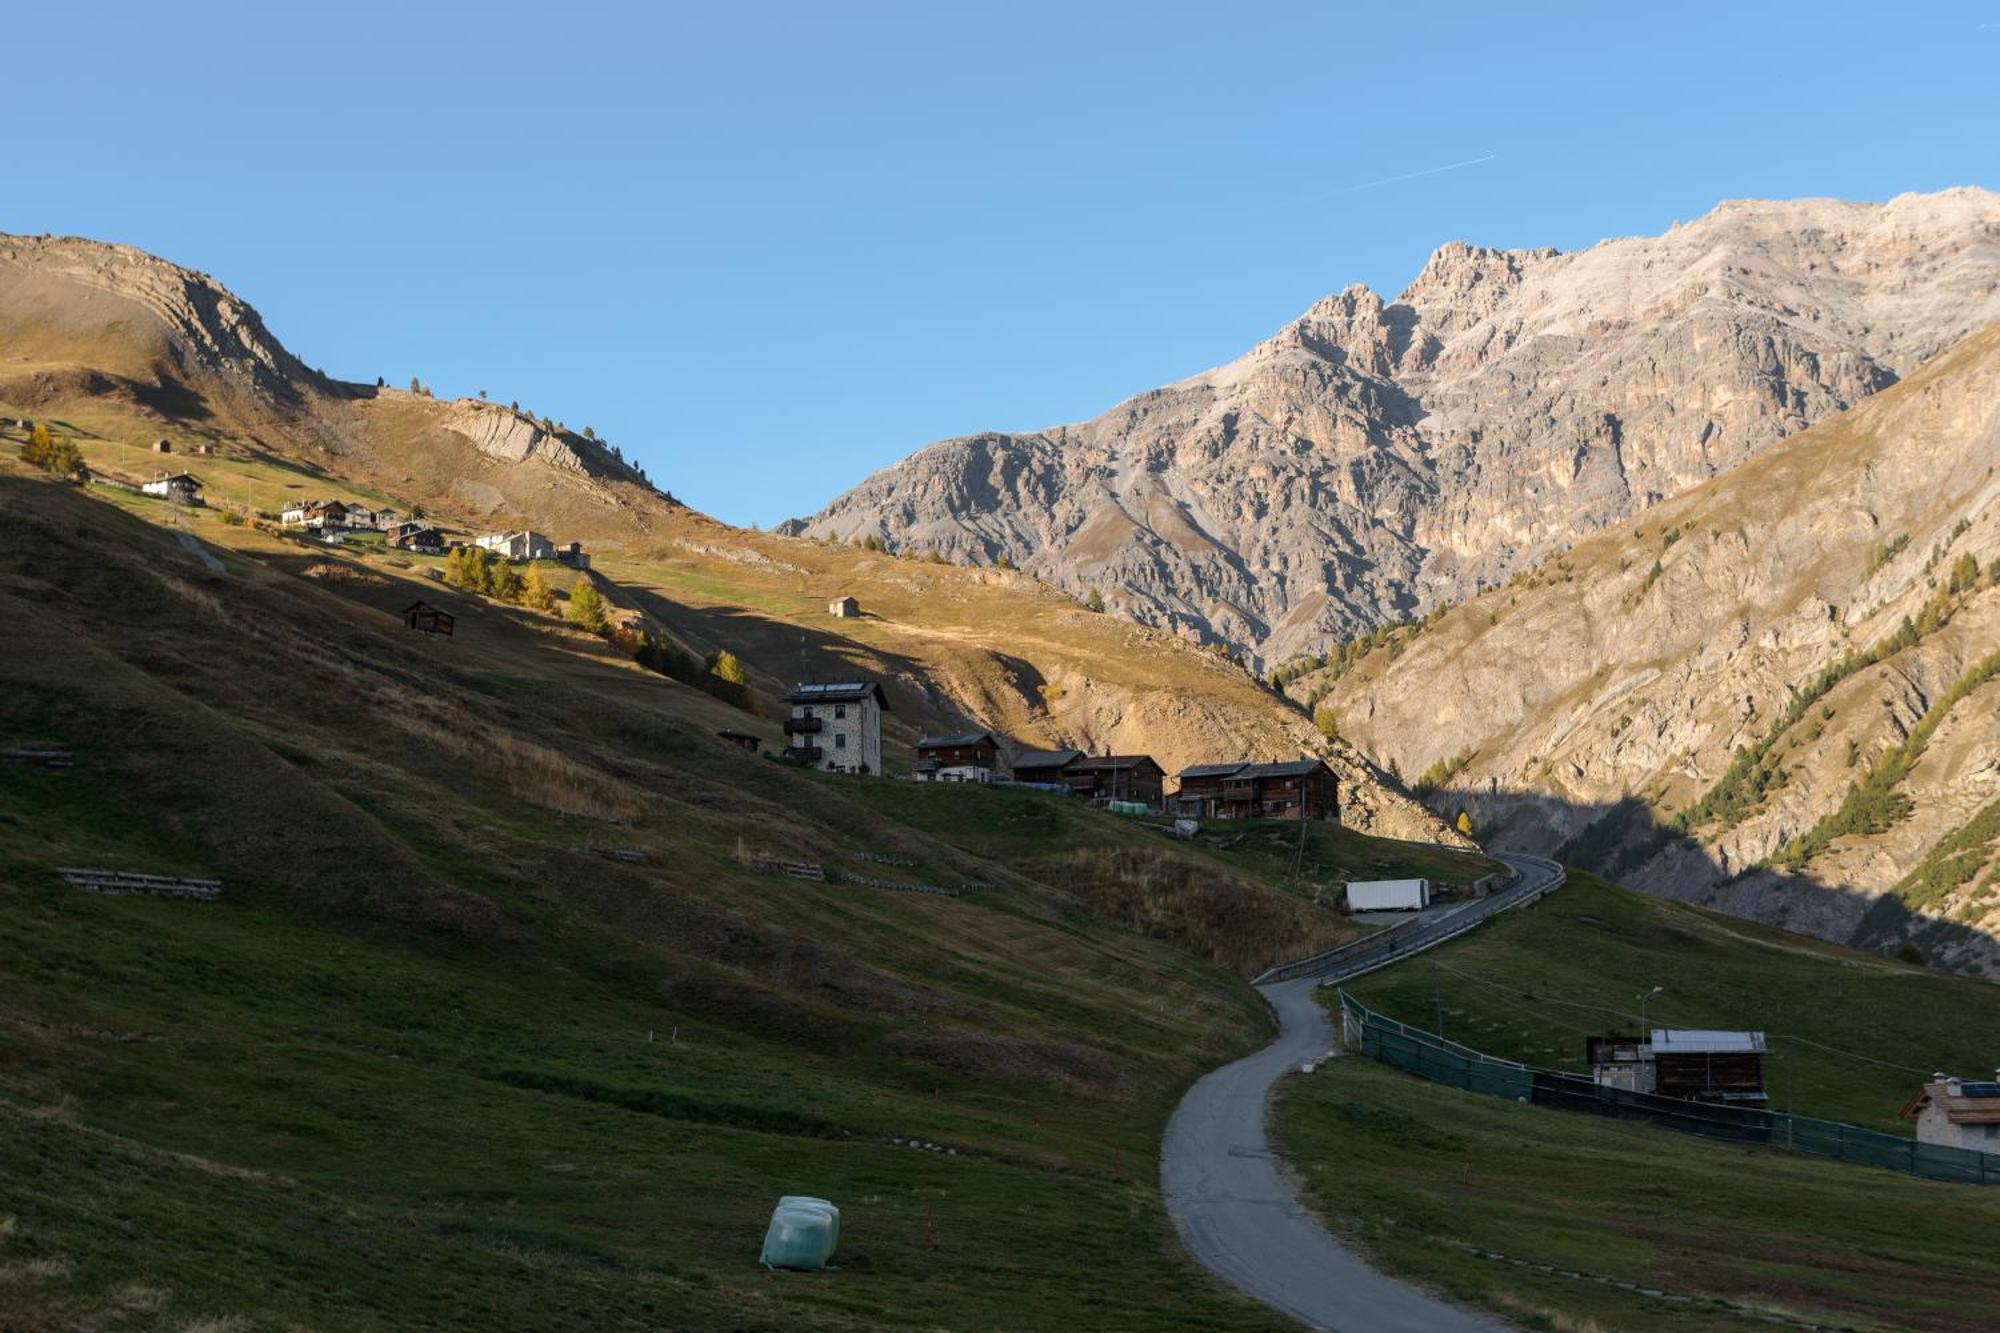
[1160,852,1564,1331]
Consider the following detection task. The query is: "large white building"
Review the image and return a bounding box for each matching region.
[783,681,887,775]
[1902,1073,2000,1154]
[475,530,556,561]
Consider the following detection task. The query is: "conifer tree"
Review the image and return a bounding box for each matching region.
[566,581,608,633]
[521,564,556,612]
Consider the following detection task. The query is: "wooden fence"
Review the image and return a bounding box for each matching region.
[2,747,74,769]
[59,867,223,901]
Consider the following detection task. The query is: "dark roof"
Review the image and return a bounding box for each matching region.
[785,680,890,711]
[402,600,441,614]
[1236,758,1333,779]
[1012,748,1081,770]
[717,729,760,741]
[917,730,998,750]
[1069,754,1162,772]
[1178,762,1248,779]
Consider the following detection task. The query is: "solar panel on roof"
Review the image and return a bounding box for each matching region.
[1957,1082,2000,1098]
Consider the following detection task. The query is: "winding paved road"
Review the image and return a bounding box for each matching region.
[1160,852,1565,1332]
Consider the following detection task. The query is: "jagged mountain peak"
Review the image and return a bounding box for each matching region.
[793,188,2000,666]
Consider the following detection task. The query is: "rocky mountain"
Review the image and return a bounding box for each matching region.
[0,233,669,535]
[1311,322,2000,974]
[789,189,2000,668]
[0,230,1458,845]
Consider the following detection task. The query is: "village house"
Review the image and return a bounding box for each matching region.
[1171,758,1339,822]
[717,729,762,754]
[372,507,402,528]
[1064,754,1165,809]
[344,504,378,529]
[402,601,455,637]
[281,499,350,530]
[1588,1030,1769,1105]
[476,530,556,562]
[391,526,447,554]
[554,540,591,570]
[1901,1073,2000,1154]
[1009,748,1081,785]
[1170,763,1247,818]
[783,680,888,775]
[140,472,203,505]
[913,730,1001,781]
[829,595,860,618]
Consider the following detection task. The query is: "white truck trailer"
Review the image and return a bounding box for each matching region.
[1345,877,1431,912]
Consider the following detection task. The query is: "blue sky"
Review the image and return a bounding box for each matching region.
[8,2,1997,525]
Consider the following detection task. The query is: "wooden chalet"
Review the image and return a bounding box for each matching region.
[1171,763,1248,817]
[914,730,1001,774]
[717,729,762,753]
[1010,748,1081,783]
[1065,755,1165,809]
[1173,758,1339,822]
[402,601,455,637]
[392,527,447,554]
[1650,1029,1768,1107]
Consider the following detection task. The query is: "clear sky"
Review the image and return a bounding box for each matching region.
[9,2,1997,525]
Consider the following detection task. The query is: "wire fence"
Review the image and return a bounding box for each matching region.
[1338,991,1999,1187]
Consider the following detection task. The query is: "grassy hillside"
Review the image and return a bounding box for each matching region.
[1275,873,2000,1331]
[0,448,1494,1330]
[1281,1061,2000,1333]
[1341,872,2000,1129]
[0,391,1454,846]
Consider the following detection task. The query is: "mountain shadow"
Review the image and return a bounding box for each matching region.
[1455,789,1998,980]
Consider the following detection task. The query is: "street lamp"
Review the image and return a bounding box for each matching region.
[1639,985,1665,1034]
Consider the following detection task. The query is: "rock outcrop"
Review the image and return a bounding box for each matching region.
[791,189,2000,669]
[1314,324,2000,974]
[0,233,319,396]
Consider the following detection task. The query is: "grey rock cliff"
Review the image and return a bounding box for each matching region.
[792,189,2000,668]
[1317,325,2000,974]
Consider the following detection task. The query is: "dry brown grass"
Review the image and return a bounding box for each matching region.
[1045,846,1356,976]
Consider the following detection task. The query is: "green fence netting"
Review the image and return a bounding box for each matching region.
[1337,991,1997,1187]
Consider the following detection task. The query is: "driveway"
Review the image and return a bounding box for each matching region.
[1159,852,1563,1331]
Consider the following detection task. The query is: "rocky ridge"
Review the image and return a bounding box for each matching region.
[1314,323,2000,973]
[790,189,2000,669]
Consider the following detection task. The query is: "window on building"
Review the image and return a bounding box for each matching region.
[800,705,815,717]
[835,733,847,749]
[835,704,847,719]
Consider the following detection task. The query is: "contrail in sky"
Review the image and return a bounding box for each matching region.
[1343,153,1497,193]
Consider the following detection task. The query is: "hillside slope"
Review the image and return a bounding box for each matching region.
[1311,322,2000,974]
[0,451,1503,1330]
[789,189,2000,666]
[0,230,1454,842]
[1281,873,2000,1332]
